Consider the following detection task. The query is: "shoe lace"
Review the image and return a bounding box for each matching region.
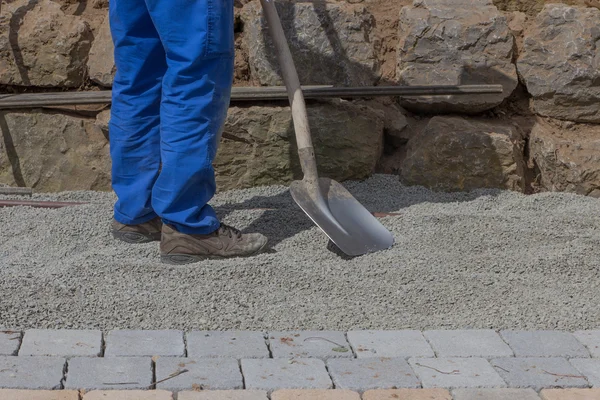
[218,223,242,239]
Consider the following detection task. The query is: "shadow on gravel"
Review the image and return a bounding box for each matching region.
[213,178,503,255]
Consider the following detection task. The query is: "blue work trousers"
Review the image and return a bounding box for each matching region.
[108,0,234,234]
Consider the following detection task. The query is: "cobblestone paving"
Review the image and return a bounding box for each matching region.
[2,329,600,399]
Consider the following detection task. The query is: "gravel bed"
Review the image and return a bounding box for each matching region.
[1,174,599,330]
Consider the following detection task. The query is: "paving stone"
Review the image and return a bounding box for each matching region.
[574,331,600,358]
[452,388,541,400]
[327,357,420,391]
[104,330,184,357]
[409,358,506,389]
[0,330,21,356]
[186,331,269,359]
[19,329,101,357]
[490,357,589,391]
[540,388,600,399]
[570,359,600,387]
[424,330,513,358]
[242,358,333,392]
[268,332,352,360]
[82,390,174,400]
[0,356,65,390]
[178,390,269,400]
[362,389,453,400]
[0,389,79,400]
[271,389,361,400]
[347,330,434,359]
[65,356,152,389]
[500,331,589,358]
[155,357,243,391]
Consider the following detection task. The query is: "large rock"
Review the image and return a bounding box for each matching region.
[0,111,111,192]
[396,0,518,113]
[214,100,384,190]
[400,116,526,192]
[517,5,600,123]
[243,1,380,86]
[87,15,115,87]
[0,0,92,87]
[529,120,600,197]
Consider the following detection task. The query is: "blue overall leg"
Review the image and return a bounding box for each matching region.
[108,0,234,234]
[146,0,234,235]
[108,0,165,225]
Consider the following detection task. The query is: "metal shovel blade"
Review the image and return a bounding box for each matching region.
[290,177,395,256]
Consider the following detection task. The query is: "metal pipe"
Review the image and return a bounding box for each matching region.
[0,200,87,208]
[0,85,503,109]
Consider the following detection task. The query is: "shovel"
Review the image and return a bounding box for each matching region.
[258,0,395,256]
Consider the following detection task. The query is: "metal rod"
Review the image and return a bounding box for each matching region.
[0,85,503,109]
[0,200,87,208]
[0,187,32,196]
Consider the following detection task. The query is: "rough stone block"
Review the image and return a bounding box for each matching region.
[517,5,600,123]
[82,390,173,400]
[327,357,420,391]
[243,1,380,86]
[242,358,333,392]
[155,357,243,391]
[0,356,65,390]
[347,330,434,359]
[574,331,600,358]
[540,388,600,400]
[65,356,152,390]
[570,359,600,387]
[19,329,102,357]
[178,391,269,400]
[409,358,506,389]
[424,330,513,358]
[491,357,589,390]
[500,331,590,358]
[0,389,79,400]
[268,332,352,360]
[0,330,21,356]
[452,388,541,400]
[186,331,269,359]
[104,330,185,357]
[271,390,361,400]
[362,389,453,400]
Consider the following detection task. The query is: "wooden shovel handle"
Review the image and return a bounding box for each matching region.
[258,0,319,181]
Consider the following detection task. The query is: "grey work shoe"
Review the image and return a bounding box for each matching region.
[112,217,163,243]
[160,223,268,264]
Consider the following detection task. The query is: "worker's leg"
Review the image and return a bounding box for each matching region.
[145,0,234,234]
[108,0,166,225]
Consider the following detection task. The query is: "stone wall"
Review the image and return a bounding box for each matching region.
[0,0,599,196]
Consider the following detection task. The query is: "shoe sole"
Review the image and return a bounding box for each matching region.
[160,242,268,265]
[113,231,161,244]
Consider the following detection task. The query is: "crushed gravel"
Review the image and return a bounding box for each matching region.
[1,174,600,331]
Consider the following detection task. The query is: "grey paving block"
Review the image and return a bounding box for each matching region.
[104,329,185,357]
[327,357,420,391]
[187,331,269,359]
[0,356,65,389]
[268,331,352,359]
[156,357,243,391]
[500,331,589,358]
[490,357,589,391]
[0,330,21,356]
[452,388,541,400]
[570,358,600,387]
[574,331,600,357]
[424,330,513,358]
[241,358,333,392]
[409,357,506,389]
[65,356,152,389]
[19,329,102,357]
[347,330,434,359]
